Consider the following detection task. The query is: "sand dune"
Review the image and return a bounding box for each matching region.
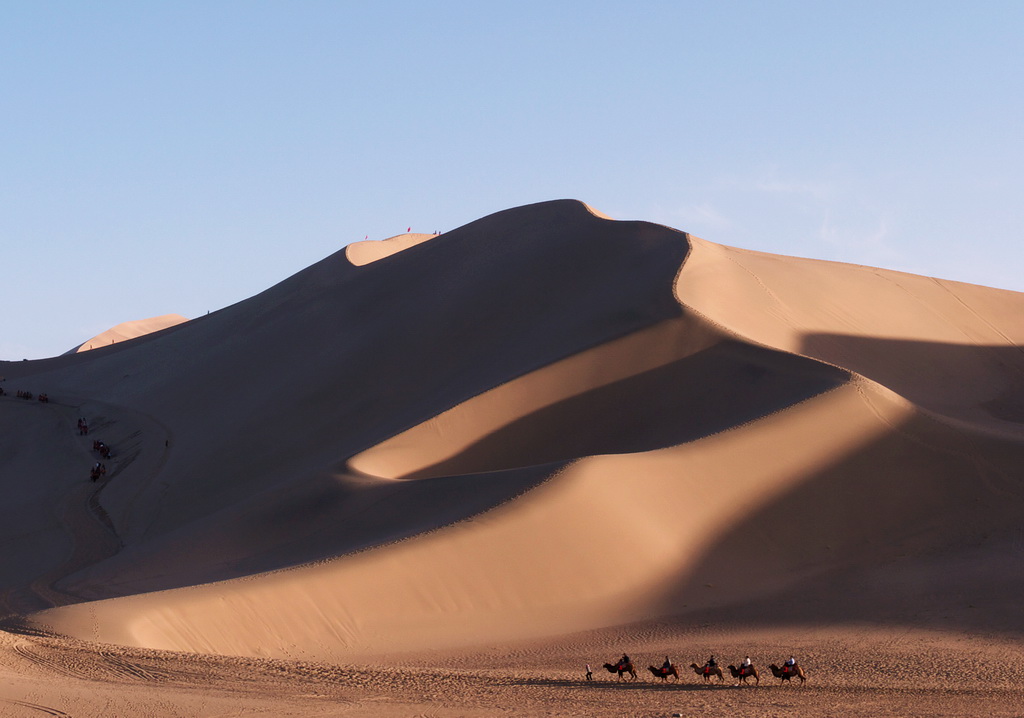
[345,232,438,266]
[677,237,1024,429]
[70,313,189,353]
[2,199,1023,714]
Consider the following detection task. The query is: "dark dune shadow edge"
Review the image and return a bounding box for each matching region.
[800,333,1024,429]
[398,339,847,480]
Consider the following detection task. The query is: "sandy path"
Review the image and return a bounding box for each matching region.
[0,394,169,617]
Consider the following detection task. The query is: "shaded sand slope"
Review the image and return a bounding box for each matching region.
[0,391,169,616]
[0,399,81,615]
[7,200,1024,663]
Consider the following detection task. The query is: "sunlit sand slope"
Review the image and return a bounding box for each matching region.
[70,314,188,353]
[677,236,1024,429]
[345,232,437,266]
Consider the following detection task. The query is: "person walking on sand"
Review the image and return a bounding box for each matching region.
[585,664,593,681]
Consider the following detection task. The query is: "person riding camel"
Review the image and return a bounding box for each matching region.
[704,655,717,675]
[740,655,752,675]
[661,656,672,674]
[783,656,797,674]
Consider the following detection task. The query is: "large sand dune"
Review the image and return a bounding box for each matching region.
[1,199,1022,715]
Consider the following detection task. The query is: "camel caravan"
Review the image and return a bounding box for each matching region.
[599,654,805,686]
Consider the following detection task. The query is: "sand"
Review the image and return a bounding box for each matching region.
[70,314,188,354]
[1,199,1022,715]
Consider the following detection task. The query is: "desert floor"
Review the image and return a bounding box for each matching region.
[3,619,1023,717]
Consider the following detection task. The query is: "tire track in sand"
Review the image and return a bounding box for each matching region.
[12,640,176,684]
[0,699,70,717]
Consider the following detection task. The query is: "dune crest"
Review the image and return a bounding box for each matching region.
[345,232,438,266]
[580,202,613,220]
[72,314,188,353]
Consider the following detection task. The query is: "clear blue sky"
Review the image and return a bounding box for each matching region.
[3,1,1022,359]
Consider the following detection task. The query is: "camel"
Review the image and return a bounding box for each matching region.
[603,661,637,681]
[769,663,806,684]
[647,664,679,682]
[727,664,760,685]
[689,663,724,682]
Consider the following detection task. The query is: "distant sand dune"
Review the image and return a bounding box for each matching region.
[71,314,188,353]
[345,232,438,266]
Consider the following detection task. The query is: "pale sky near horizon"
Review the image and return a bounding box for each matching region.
[3,2,1022,360]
